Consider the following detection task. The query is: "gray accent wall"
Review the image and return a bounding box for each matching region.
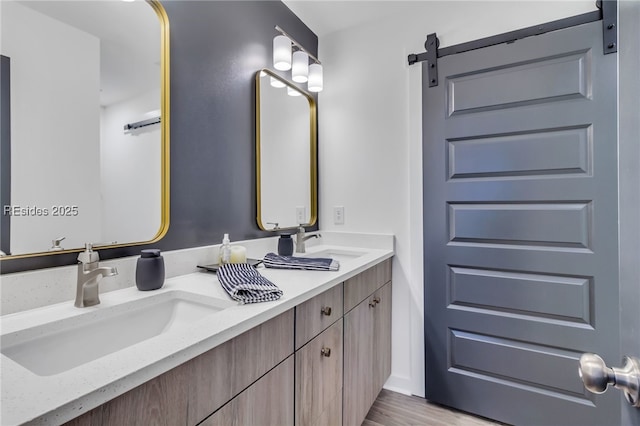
[1,1,318,273]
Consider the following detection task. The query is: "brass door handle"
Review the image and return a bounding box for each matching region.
[321,347,331,357]
[321,306,332,316]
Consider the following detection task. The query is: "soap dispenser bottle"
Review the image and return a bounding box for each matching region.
[136,249,165,291]
[278,234,294,256]
[219,233,231,264]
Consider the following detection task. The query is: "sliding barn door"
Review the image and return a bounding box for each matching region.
[423,20,619,425]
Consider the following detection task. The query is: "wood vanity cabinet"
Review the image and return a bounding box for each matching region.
[343,259,392,426]
[64,258,392,426]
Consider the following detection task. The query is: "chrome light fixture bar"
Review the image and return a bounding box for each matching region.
[273,25,323,92]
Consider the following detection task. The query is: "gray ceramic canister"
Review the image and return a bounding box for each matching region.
[136,249,165,291]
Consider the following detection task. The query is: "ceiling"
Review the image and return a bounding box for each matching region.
[282,1,599,40]
[282,1,411,37]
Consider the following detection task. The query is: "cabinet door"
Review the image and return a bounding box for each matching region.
[295,319,343,425]
[295,283,343,350]
[201,356,294,426]
[372,282,392,394]
[343,297,375,426]
[65,362,190,426]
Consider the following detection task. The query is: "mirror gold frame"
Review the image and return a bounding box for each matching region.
[0,0,170,260]
[255,68,317,231]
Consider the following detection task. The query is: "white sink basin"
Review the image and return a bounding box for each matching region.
[1,290,233,376]
[306,248,366,263]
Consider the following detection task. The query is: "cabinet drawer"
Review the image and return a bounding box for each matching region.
[201,355,294,426]
[344,258,391,312]
[295,283,343,350]
[188,309,294,424]
[295,319,343,426]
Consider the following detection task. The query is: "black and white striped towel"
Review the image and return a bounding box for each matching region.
[263,252,339,271]
[217,263,283,304]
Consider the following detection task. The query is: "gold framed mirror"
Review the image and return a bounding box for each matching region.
[256,69,317,231]
[0,0,170,259]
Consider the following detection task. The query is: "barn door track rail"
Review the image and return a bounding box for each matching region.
[408,0,618,87]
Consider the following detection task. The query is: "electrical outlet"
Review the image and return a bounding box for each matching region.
[296,206,306,224]
[333,206,345,225]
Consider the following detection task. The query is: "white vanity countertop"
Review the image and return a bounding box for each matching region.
[0,240,393,426]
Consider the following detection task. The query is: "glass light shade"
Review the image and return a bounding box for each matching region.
[270,77,286,88]
[287,86,302,97]
[273,35,291,71]
[292,51,309,83]
[307,63,323,92]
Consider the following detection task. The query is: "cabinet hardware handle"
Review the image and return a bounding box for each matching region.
[369,300,376,308]
[373,297,381,304]
[321,306,332,316]
[321,347,331,357]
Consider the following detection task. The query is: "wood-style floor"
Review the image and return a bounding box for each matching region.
[363,389,503,426]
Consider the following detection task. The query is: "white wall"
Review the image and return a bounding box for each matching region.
[100,89,161,244]
[2,1,102,254]
[317,0,597,397]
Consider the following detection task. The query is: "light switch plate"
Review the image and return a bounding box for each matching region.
[333,206,344,225]
[296,206,306,224]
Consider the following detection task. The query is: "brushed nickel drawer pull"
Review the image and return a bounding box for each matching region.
[321,347,331,357]
[321,306,332,316]
[373,296,381,304]
[369,300,376,308]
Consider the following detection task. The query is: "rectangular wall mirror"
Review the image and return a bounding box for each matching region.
[0,0,169,258]
[256,68,317,231]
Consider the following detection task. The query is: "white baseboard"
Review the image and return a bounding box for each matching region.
[383,374,413,396]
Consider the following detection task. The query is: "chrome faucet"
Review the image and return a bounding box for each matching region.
[75,243,118,308]
[295,225,321,254]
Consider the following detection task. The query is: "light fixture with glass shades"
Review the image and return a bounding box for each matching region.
[307,63,323,93]
[292,51,309,83]
[273,34,292,71]
[272,25,323,92]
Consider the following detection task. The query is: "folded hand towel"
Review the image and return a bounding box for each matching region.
[263,252,340,271]
[217,263,283,304]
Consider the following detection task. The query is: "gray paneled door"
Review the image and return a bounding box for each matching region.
[423,21,620,425]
